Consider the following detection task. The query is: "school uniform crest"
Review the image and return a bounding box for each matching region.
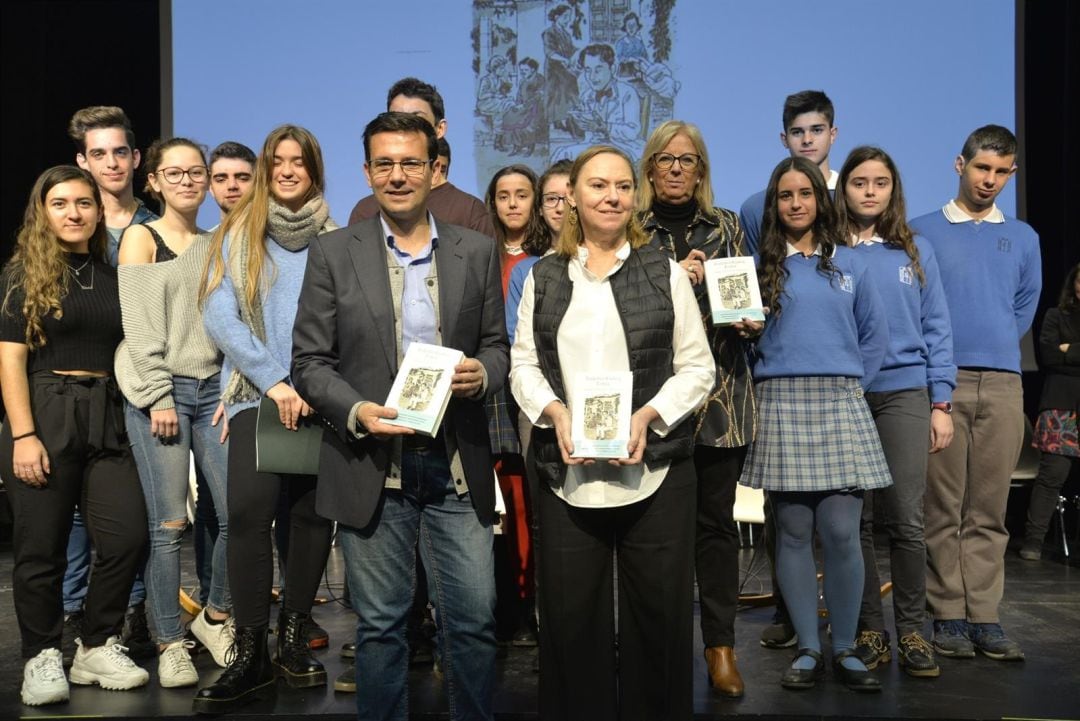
[997,237,1012,253]
[898,265,914,286]
[838,273,854,293]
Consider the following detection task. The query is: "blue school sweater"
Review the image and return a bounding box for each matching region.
[909,209,1041,373]
[738,190,766,255]
[854,238,956,402]
[203,235,308,419]
[752,245,888,387]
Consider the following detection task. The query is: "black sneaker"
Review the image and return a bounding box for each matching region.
[333,663,356,693]
[121,602,156,660]
[898,632,940,677]
[932,619,975,658]
[853,629,891,669]
[760,620,797,649]
[969,623,1024,661]
[61,611,83,668]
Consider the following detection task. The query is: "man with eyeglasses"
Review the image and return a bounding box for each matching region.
[292,111,507,721]
[348,78,494,238]
[61,105,157,664]
[739,90,840,253]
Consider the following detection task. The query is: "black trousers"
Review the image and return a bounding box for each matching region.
[694,445,747,648]
[226,408,332,628]
[538,457,696,721]
[2,374,147,658]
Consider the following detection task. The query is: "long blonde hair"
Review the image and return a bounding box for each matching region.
[554,145,649,258]
[634,120,715,211]
[2,166,106,349]
[199,125,325,308]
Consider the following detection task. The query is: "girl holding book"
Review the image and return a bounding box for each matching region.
[115,137,235,688]
[1,166,149,706]
[740,156,890,693]
[195,125,337,713]
[510,145,713,720]
[834,145,956,679]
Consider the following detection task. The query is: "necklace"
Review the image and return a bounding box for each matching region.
[67,259,94,291]
[68,255,91,273]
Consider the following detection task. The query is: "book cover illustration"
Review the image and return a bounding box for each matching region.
[703,256,766,324]
[570,371,632,459]
[385,343,465,436]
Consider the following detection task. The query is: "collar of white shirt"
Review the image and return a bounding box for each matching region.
[574,241,632,279]
[786,242,823,257]
[825,169,839,190]
[942,199,1005,224]
[852,233,885,246]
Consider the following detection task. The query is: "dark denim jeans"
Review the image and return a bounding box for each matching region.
[339,443,496,721]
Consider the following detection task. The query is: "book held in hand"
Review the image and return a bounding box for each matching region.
[703,256,766,324]
[570,371,633,459]
[384,342,465,436]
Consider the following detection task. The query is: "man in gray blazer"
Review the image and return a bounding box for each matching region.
[291,112,508,721]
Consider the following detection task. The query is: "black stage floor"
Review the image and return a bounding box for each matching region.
[2,527,1078,720]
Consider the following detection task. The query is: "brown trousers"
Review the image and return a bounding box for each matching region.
[924,370,1024,623]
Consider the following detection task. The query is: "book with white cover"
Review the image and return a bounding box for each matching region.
[570,371,633,459]
[384,342,465,436]
[703,256,766,324]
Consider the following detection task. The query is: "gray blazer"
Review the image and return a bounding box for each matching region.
[291,217,508,529]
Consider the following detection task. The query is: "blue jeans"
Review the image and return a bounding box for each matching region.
[126,376,231,643]
[339,443,496,721]
[64,512,145,613]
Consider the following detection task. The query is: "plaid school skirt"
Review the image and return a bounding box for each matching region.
[739,376,892,492]
[486,387,522,455]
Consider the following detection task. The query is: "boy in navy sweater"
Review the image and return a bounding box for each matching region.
[739,90,840,254]
[910,125,1041,662]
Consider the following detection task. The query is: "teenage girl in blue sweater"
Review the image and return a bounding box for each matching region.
[836,146,957,679]
[740,156,890,693]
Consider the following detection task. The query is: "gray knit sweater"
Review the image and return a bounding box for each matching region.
[115,234,222,411]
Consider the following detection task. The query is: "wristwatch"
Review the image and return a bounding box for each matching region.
[931,402,952,414]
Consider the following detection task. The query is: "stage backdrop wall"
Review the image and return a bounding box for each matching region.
[174,0,1014,232]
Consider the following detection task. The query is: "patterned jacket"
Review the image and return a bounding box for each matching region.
[639,205,756,448]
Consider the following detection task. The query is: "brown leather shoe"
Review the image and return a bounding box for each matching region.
[705,646,745,697]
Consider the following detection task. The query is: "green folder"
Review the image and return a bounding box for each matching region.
[255,396,324,475]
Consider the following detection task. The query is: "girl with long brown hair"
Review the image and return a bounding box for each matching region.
[194,125,337,714]
[835,145,956,679]
[1,166,149,706]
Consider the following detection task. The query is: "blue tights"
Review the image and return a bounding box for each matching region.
[774,491,867,671]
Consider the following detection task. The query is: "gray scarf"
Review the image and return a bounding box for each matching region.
[221,195,339,404]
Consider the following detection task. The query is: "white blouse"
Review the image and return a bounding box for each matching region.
[510,242,715,508]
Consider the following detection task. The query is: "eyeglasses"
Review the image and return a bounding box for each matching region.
[541,194,567,208]
[368,159,431,178]
[157,166,208,184]
[652,153,701,171]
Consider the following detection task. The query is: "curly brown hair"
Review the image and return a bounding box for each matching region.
[757,157,842,317]
[2,166,107,348]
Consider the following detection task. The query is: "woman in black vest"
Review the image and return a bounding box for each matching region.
[510,145,714,721]
[636,120,754,697]
[1021,264,1080,560]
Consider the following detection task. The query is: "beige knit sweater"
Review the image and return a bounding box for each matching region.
[114,234,222,411]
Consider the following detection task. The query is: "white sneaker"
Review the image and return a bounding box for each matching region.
[70,636,150,690]
[158,640,198,688]
[189,609,236,668]
[21,648,69,706]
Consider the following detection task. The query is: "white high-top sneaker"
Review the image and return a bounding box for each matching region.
[70,636,149,690]
[159,639,199,688]
[190,609,236,668]
[21,648,69,706]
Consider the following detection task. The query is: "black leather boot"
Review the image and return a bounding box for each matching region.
[192,624,275,714]
[273,611,327,688]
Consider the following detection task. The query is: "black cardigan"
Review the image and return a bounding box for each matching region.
[1037,306,1080,411]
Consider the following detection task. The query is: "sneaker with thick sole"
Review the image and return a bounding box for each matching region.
[333,663,356,693]
[1018,546,1042,561]
[21,648,69,706]
[760,620,797,649]
[190,610,235,668]
[853,629,891,669]
[159,640,199,688]
[898,632,940,677]
[970,623,1024,661]
[932,620,975,658]
[70,636,149,690]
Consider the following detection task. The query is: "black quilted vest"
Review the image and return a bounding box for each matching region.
[529,245,694,486]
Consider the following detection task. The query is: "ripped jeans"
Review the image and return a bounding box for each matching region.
[126,375,230,644]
